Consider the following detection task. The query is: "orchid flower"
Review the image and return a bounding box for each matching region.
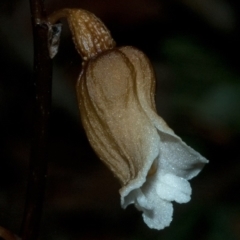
[48,9,208,230]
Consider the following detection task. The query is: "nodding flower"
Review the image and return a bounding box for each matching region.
[48,8,208,230]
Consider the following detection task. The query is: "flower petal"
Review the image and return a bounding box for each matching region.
[118,46,175,136]
[157,132,208,180]
[142,199,173,230]
[123,187,173,230]
[156,172,191,203]
[77,49,160,186]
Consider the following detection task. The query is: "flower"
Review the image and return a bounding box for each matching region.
[77,46,208,230]
[48,8,208,230]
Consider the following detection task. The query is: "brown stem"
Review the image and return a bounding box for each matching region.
[20,0,52,239]
[47,8,70,24]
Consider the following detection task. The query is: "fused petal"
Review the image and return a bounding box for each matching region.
[77,50,160,185]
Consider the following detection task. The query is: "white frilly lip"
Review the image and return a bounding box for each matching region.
[120,125,208,230]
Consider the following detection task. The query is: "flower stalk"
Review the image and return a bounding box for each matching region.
[20,0,52,239]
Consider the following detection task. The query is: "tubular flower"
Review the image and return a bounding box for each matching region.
[48,9,208,230]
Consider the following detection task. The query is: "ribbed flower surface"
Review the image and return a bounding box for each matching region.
[77,46,208,229]
[51,8,208,230]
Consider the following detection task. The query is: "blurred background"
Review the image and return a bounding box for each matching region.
[0,0,240,239]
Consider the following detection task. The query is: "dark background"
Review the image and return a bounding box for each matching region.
[0,0,240,239]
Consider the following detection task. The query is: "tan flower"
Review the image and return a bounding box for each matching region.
[48,8,208,230]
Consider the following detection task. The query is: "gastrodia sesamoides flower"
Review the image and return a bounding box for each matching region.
[48,9,208,230]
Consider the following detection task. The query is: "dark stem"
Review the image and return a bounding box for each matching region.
[20,0,52,239]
